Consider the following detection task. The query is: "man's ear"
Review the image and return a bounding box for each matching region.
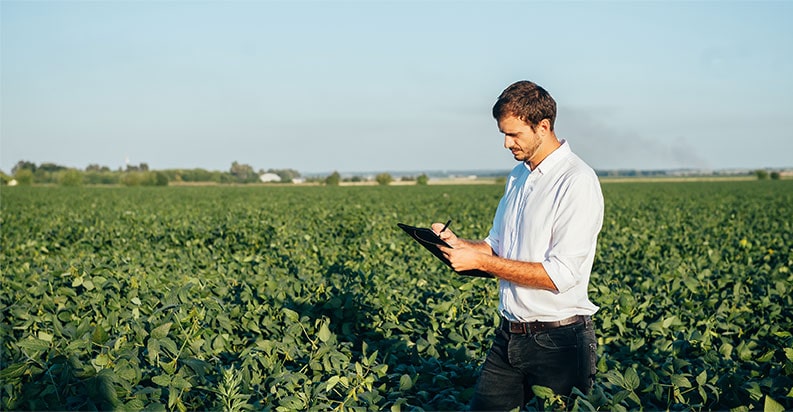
[538,118,552,136]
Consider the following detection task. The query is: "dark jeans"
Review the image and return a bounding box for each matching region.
[469,317,597,411]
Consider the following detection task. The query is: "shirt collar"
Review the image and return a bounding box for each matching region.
[524,139,570,175]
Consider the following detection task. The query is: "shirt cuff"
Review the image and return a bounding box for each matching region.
[541,259,576,293]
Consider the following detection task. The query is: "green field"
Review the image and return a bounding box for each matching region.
[1,181,792,411]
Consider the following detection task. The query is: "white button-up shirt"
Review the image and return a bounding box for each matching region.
[484,140,603,322]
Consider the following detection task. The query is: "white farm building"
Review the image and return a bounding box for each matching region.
[259,173,281,183]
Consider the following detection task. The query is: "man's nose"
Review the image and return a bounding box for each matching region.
[504,135,512,149]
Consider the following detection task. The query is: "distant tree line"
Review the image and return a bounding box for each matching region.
[1,160,303,187]
[3,161,785,187]
[321,172,429,186]
[754,169,781,180]
[597,168,783,180]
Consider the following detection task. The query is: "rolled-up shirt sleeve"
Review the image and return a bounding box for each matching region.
[541,173,604,293]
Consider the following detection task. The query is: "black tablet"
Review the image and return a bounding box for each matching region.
[397,223,493,278]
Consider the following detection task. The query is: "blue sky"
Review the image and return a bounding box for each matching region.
[2,1,791,174]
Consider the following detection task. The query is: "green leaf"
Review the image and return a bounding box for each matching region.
[92,325,110,344]
[318,321,331,343]
[757,350,775,363]
[531,385,556,399]
[161,359,177,375]
[37,331,53,342]
[764,396,785,412]
[83,279,95,291]
[698,386,708,405]
[746,382,764,401]
[372,364,388,376]
[572,397,597,412]
[148,338,160,364]
[95,369,121,407]
[611,389,631,405]
[0,362,30,379]
[671,374,691,388]
[773,331,792,338]
[390,398,407,412]
[738,342,753,361]
[604,369,625,387]
[662,315,679,328]
[720,343,734,358]
[171,375,192,390]
[415,338,430,352]
[326,376,340,392]
[279,395,304,409]
[116,364,138,381]
[94,353,111,366]
[366,349,378,367]
[623,367,640,391]
[399,374,413,391]
[151,374,171,386]
[17,338,50,352]
[283,308,299,322]
[125,399,145,410]
[159,337,179,356]
[696,370,707,386]
[682,276,699,293]
[151,322,173,339]
[448,331,464,343]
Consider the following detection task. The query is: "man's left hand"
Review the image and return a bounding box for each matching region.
[438,243,485,272]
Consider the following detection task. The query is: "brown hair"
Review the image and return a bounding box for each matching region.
[492,81,556,131]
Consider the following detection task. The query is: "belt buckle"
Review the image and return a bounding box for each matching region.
[509,322,526,334]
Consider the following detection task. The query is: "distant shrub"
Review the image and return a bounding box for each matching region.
[416,174,429,185]
[84,171,120,185]
[121,171,167,186]
[375,173,393,186]
[325,171,341,186]
[153,171,169,186]
[13,169,34,186]
[59,169,83,186]
[121,172,146,186]
[1,171,12,185]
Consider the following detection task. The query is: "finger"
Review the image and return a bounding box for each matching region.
[431,223,445,234]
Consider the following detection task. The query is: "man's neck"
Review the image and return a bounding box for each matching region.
[527,137,561,170]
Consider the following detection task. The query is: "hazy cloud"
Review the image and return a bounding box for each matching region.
[557,106,710,170]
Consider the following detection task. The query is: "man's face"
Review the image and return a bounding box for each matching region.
[497,115,542,163]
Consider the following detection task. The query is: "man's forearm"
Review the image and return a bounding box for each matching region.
[476,251,558,292]
[451,238,557,292]
[480,255,558,292]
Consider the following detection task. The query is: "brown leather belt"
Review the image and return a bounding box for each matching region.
[500,315,589,335]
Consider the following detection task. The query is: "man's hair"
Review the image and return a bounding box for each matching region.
[492,81,557,131]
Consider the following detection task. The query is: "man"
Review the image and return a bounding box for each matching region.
[432,80,603,410]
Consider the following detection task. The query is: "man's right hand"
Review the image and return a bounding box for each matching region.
[431,222,459,246]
